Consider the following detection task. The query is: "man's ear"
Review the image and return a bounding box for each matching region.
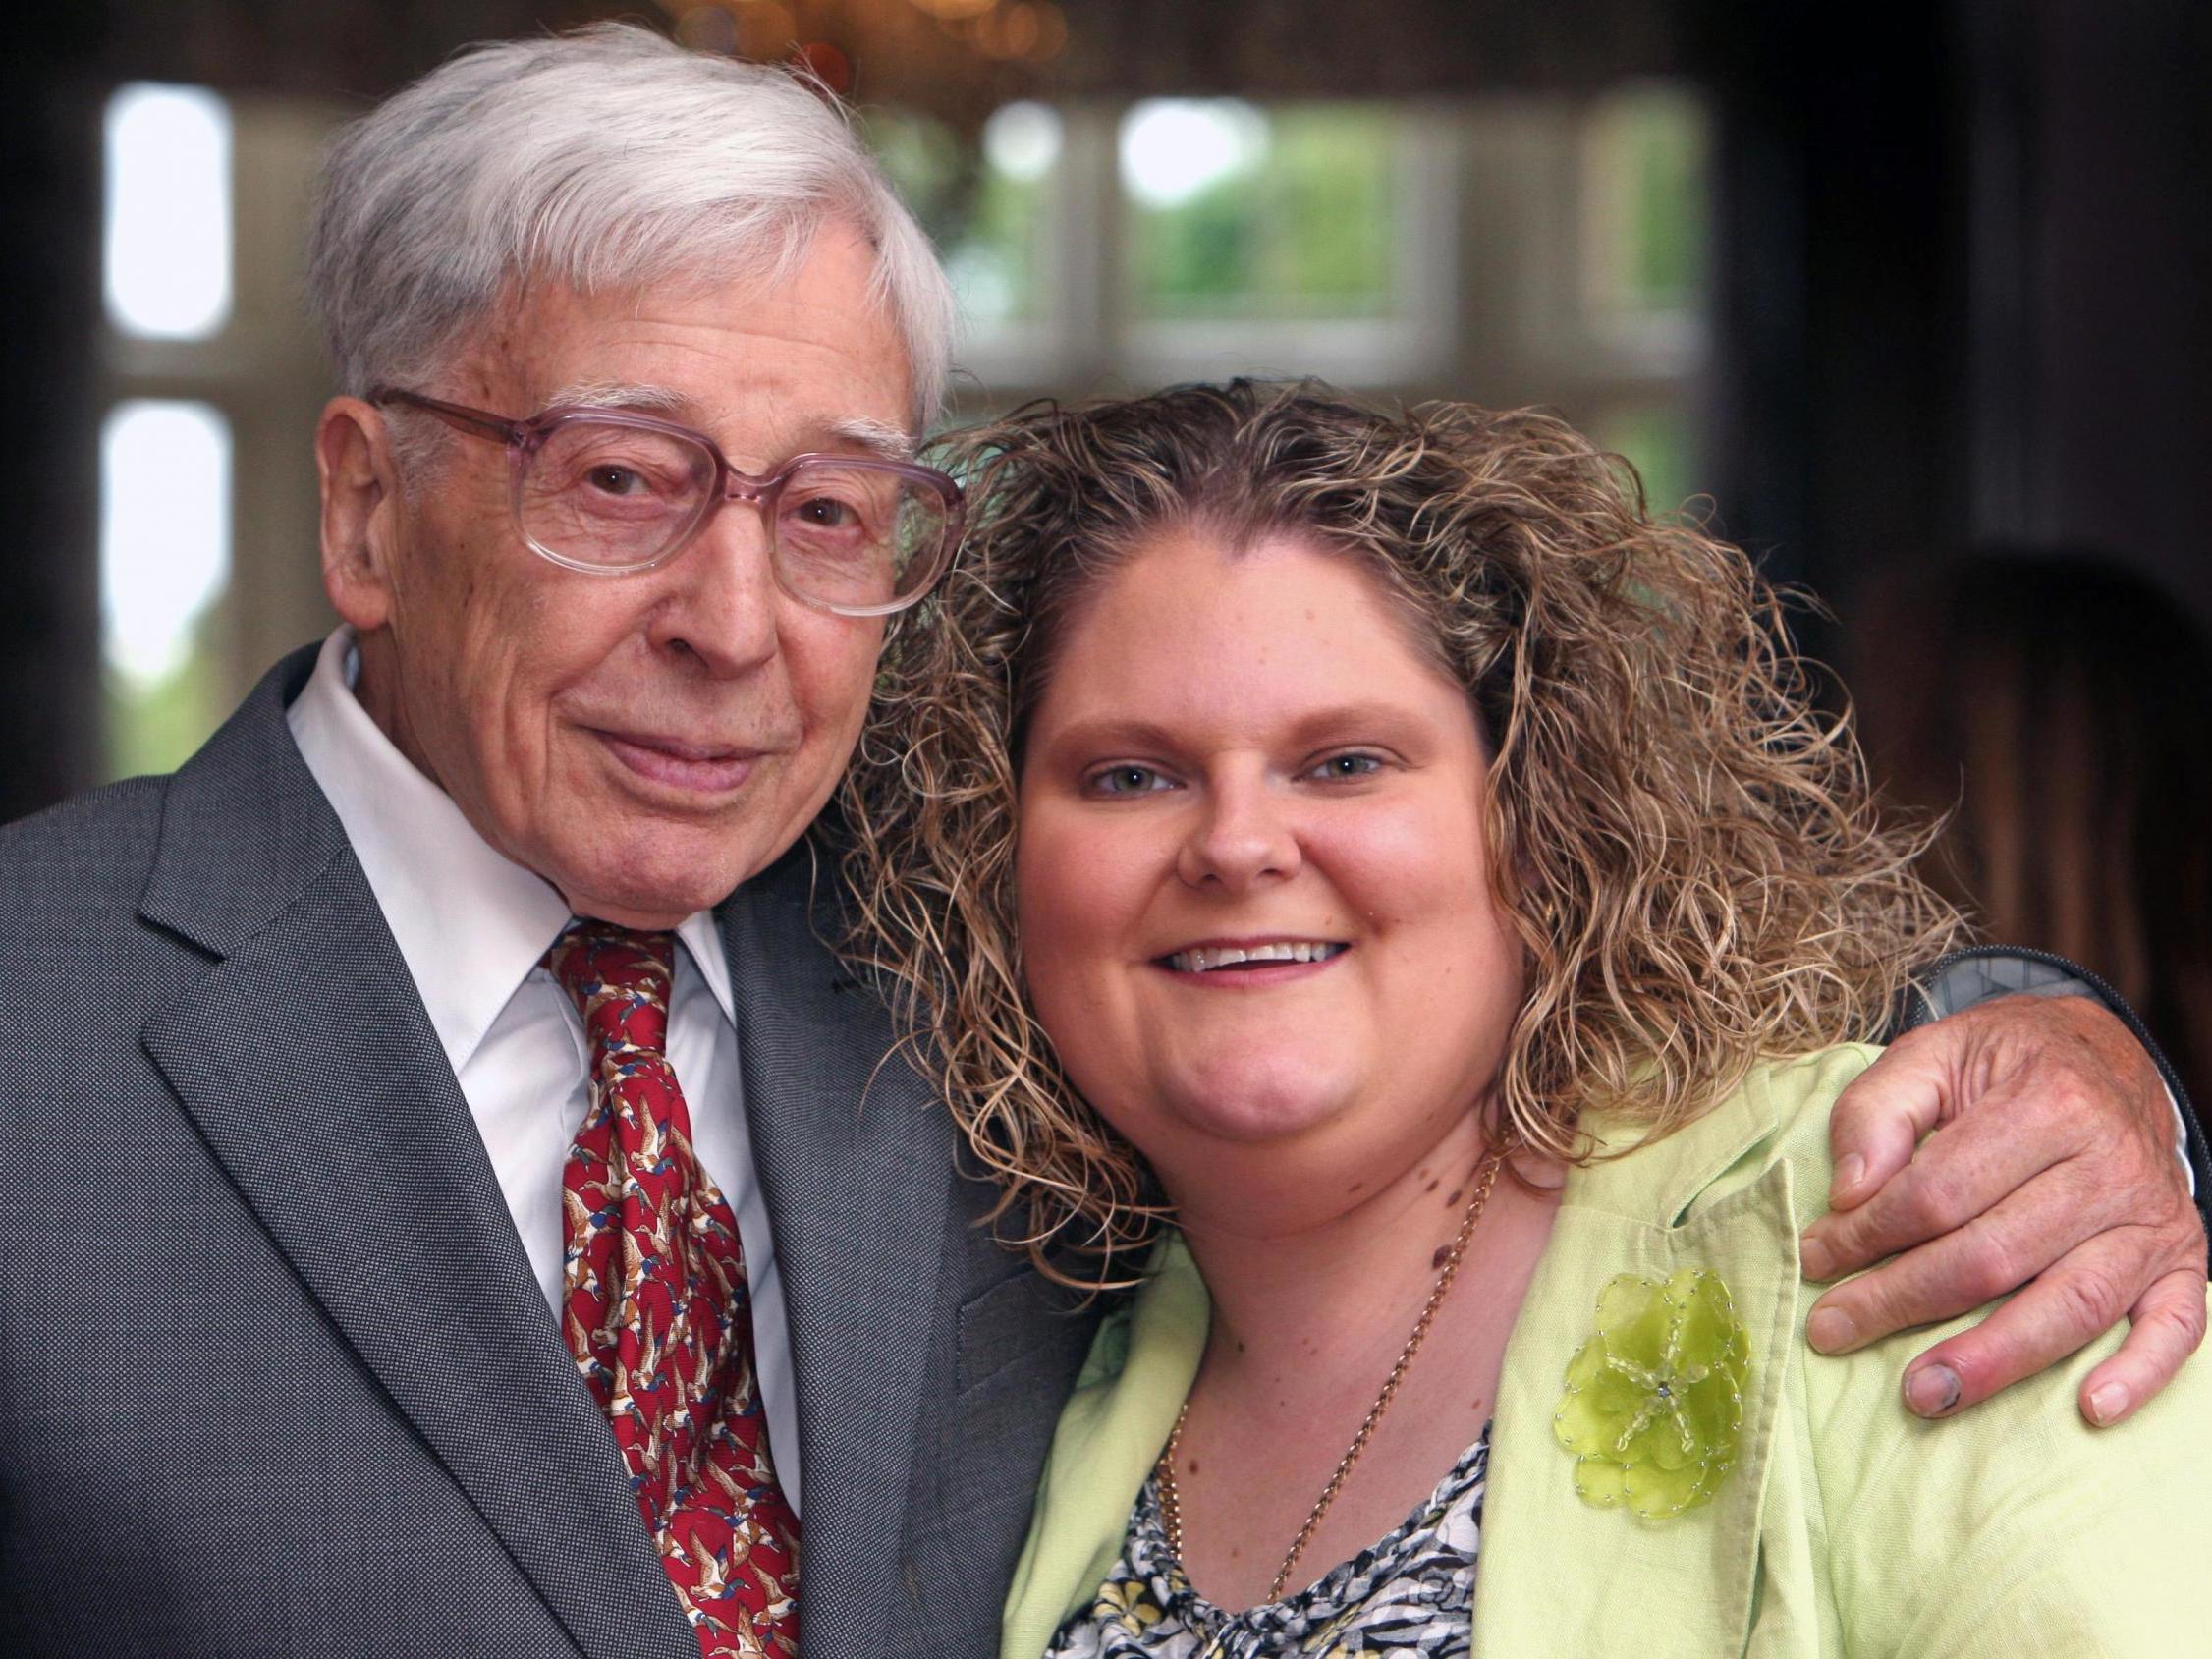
[316,396,405,632]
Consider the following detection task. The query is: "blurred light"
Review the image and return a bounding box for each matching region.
[984,101,1062,183]
[100,401,231,682]
[912,0,998,18]
[675,4,740,54]
[975,2,1041,58]
[737,0,797,59]
[1025,3,1068,60]
[103,83,232,341]
[1120,100,1267,209]
[795,40,852,91]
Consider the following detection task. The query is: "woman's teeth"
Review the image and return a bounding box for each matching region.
[1167,942,1347,973]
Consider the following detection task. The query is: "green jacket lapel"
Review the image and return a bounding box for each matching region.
[1473,1166,1802,1658]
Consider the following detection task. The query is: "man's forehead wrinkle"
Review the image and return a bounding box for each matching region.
[472,257,916,462]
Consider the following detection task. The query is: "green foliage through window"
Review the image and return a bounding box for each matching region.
[1122,101,1400,321]
[1584,86,1709,319]
[1593,404,1702,524]
[863,102,1058,325]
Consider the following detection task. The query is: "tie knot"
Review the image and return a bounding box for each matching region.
[544,920,677,1056]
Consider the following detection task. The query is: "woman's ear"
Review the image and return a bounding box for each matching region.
[315,396,404,631]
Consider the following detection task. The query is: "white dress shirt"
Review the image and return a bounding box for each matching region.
[286,628,802,1512]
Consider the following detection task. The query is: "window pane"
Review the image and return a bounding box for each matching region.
[104,83,233,340]
[1122,101,1399,321]
[1582,85,1710,320]
[100,400,232,776]
[866,102,1058,326]
[1592,404,1700,522]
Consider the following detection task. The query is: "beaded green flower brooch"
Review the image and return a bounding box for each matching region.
[1553,1268,1749,1518]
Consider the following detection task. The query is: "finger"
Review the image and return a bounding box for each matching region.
[1883,1230,2171,1418]
[1822,1032,1958,1212]
[1803,1168,2106,1353]
[1800,1084,2065,1281]
[2076,1265,2210,1427]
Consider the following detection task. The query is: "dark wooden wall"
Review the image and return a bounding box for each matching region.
[4,22,109,822]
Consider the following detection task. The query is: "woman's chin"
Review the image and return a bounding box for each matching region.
[1148,1069,1360,1148]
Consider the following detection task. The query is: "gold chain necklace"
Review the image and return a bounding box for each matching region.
[1154,1141,1509,1604]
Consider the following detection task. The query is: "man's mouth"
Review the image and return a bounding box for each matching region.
[1159,940,1351,974]
[592,729,768,795]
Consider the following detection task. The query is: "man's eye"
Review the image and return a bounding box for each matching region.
[1086,764,1172,796]
[1308,752,1384,781]
[789,493,862,528]
[588,465,649,497]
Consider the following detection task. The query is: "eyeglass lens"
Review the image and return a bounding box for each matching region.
[518,418,948,608]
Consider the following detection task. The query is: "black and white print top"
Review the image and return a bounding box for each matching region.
[1043,1426,1490,1659]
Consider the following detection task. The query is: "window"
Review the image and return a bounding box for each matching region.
[99,401,233,778]
[1590,404,1700,525]
[99,83,346,779]
[868,100,1063,329]
[1581,83,1710,331]
[1578,84,1714,513]
[101,84,237,776]
[104,83,232,341]
[863,87,1706,483]
[1121,100,1400,322]
[1116,98,1454,387]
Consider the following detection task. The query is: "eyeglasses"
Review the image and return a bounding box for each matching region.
[369,388,964,617]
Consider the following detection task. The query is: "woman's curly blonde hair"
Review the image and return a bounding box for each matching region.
[833,380,1962,1285]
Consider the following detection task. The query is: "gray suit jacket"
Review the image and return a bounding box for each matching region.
[0,647,1097,1658]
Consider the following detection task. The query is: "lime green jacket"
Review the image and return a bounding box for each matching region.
[1003,1046,2212,1657]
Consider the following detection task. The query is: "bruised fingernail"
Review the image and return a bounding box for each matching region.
[1799,1235,1837,1281]
[1806,1307,1857,1353]
[1905,1363,1962,1417]
[1830,1153,1866,1201]
[2087,1382,2129,1426]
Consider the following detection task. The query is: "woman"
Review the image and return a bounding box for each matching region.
[837,382,2212,1656]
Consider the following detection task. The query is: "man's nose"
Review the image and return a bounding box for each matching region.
[1175,773,1302,893]
[646,501,781,673]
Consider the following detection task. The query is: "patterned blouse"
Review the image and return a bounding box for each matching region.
[1043,1426,1490,1659]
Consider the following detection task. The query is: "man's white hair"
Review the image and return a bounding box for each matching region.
[307,23,954,425]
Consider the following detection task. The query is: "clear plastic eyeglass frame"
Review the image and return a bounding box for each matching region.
[369,386,965,618]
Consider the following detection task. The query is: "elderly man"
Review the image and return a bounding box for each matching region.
[0,25,2201,1659]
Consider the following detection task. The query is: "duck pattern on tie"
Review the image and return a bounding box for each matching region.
[547,921,801,1658]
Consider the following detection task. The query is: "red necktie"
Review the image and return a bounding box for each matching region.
[546,921,801,1658]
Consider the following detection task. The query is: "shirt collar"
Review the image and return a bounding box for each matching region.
[287,628,734,1073]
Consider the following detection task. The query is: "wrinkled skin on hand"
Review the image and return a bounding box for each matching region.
[1798,994,2207,1425]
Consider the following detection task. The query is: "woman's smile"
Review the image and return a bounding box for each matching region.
[1155,938,1351,978]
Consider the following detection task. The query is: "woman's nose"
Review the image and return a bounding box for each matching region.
[1176,776,1302,892]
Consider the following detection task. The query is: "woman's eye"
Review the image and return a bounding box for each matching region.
[1086,764,1173,796]
[1307,751,1384,781]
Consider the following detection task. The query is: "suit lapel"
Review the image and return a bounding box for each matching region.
[719,841,960,1659]
[138,654,695,1659]
[1471,1095,1801,1659]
